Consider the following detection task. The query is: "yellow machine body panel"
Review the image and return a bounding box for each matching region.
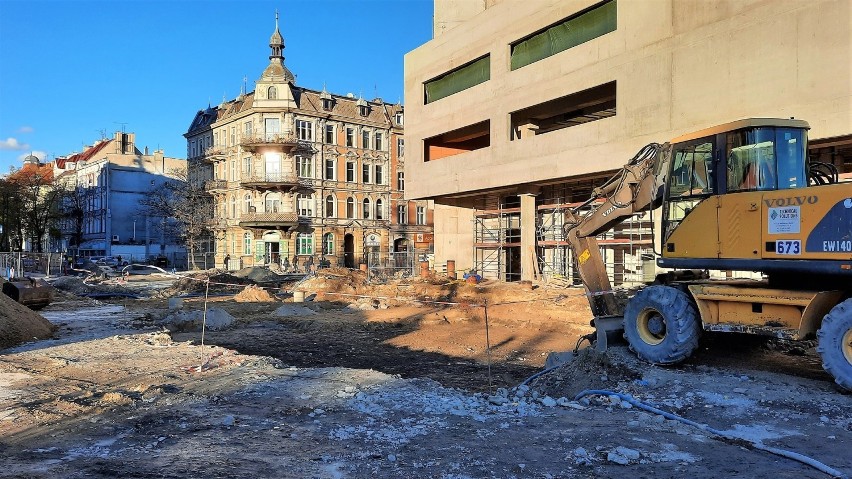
[660,198,720,258]
[688,283,843,339]
[663,183,852,262]
[760,183,852,261]
[717,194,762,258]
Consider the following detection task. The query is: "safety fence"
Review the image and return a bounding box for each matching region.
[0,252,66,278]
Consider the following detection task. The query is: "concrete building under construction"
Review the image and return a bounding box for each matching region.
[404,0,852,283]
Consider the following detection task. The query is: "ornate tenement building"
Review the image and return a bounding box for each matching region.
[185,16,433,270]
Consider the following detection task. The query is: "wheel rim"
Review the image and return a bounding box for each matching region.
[637,309,667,345]
[843,328,852,366]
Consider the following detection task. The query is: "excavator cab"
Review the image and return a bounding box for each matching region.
[660,119,810,263]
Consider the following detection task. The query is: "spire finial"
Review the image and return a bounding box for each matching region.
[275,9,279,28]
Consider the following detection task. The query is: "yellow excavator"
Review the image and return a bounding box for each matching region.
[565,118,852,390]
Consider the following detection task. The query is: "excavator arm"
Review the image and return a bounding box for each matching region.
[563,143,672,318]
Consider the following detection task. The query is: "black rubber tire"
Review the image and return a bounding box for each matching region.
[817,298,852,391]
[624,285,701,365]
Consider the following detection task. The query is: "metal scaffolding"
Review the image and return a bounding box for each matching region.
[472,182,656,286]
[472,205,521,281]
[535,199,655,286]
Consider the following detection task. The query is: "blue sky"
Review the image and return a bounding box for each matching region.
[0,0,433,171]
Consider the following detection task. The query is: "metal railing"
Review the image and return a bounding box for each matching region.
[204,179,228,192]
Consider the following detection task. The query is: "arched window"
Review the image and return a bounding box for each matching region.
[243,232,252,255]
[325,195,335,218]
[268,86,277,100]
[346,197,355,219]
[323,233,334,255]
[362,198,371,219]
[244,194,253,213]
[265,192,281,213]
[375,198,384,220]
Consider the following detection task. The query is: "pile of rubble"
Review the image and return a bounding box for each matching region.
[160,270,254,297]
[529,347,642,398]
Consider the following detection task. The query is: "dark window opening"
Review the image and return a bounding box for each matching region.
[510,82,615,139]
[424,120,490,162]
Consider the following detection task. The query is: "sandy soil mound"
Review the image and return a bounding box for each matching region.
[528,348,642,398]
[0,292,56,349]
[234,285,276,302]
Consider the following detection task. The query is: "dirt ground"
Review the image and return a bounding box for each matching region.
[0,270,850,478]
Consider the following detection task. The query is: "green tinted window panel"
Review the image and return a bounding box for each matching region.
[510,0,616,70]
[424,56,490,104]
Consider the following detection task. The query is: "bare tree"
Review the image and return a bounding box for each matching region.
[140,170,213,270]
[0,178,25,250]
[9,164,61,252]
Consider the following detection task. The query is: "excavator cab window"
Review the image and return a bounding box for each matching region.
[724,127,806,192]
[664,141,714,241]
[668,141,714,197]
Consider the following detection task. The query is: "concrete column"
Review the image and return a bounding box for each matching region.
[520,193,537,281]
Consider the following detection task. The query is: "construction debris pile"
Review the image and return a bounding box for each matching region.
[529,347,643,398]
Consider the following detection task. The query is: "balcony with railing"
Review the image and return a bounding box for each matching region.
[240,173,313,191]
[201,146,228,163]
[203,179,228,193]
[238,211,301,231]
[240,134,302,152]
[207,218,228,230]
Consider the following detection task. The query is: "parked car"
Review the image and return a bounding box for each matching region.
[96,256,128,267]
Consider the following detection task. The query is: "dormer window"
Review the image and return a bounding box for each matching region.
[322,98,333,110]
[268,86,278,100]
[359,105,369,117]
[395,113,403,125]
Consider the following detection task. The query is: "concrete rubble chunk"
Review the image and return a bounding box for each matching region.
[607,446,640,465]
[161,308,235,332]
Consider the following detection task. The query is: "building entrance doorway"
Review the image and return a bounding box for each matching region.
[343,234,355,268]
[263,232,280,265]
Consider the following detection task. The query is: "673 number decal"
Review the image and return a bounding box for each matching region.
[776,240,801,255]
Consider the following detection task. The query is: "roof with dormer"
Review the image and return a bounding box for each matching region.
[184,12,403,136]
[54,140,113,169]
